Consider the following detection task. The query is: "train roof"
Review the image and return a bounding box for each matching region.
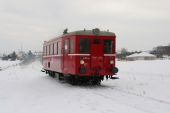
[65,29,115,37]
[44,29,116,44]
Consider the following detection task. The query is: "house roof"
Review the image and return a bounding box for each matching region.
[127,52,156,58]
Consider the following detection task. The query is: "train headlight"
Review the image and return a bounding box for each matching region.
[110,60,114,64]
[80,60,85,64]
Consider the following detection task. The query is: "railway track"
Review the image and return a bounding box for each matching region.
[106,86,170,105]
[79,85,170,113]
[44,69,170,113]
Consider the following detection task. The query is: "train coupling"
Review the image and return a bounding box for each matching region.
[106,75,119,80]
[113,67,119,74]
[41,69,45,72]
[110,76,119,79]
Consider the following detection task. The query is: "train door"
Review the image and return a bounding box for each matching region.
[63,39,69,73]
[91,38,103,73]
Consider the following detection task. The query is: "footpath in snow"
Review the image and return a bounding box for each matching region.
[0,59,170,113]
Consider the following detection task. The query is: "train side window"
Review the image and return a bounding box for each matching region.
[64,40,68,54]
[104,40,113,54]
[57,42,58,54]
[45,46,47,56]
[54,43,57,55]
[58,42,61,55]
[47,45,50,55]
[70,39,74,54]
[53,44,54,55]
[48,45,50,55]
[80,38,90,54]
[45,46,46,56]
[50,44,53,55]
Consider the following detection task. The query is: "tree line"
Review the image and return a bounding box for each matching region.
[1,50,34,61]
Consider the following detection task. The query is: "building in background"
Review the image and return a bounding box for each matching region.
[126,52,156,61]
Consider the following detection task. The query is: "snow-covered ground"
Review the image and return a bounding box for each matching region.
[0,60,170,113]
[0,60,20,70]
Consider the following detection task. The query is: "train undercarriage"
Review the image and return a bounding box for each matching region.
[42,70,119,85]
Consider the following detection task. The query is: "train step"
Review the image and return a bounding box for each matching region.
[110,76,119,79]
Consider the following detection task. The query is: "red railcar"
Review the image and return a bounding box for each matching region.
[42,28,118,85]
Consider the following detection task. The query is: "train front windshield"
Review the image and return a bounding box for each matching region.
[79,38,113,54]
[104,40,113,54]
[79,38,90,54]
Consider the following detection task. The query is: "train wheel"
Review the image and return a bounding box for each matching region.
[58,73,64,80]
[96,80,101,85]
[49,71,55,78]
[68,75,78,85]
[89,78,101,85]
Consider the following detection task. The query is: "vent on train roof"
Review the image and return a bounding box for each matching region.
[92,28,100,35]
[63,28,68,34]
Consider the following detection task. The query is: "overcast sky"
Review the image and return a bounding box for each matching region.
[0,0,170,53]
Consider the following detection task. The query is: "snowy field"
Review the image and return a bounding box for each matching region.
[0,59,170,113]
[0,60,20,70]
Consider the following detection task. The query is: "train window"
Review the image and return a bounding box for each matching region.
[44,46,46,56]
[70,39,74,54]
[104,40,113,54]
[49,45,50,55]
[50,44,53,55]
[58,42,61,55]
[54,43,57,55]
[64,40,68,54]
[80,38,90,54]
[47,45,50,55]
[53,44,54,55]
[45,46,47,56]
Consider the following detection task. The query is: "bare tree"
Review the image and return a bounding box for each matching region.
[117,48,129,60]
[121,48,128,54]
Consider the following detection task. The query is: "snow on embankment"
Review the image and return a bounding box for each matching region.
[0,59,170,113]
[117,60,170,75]
[0,60,20,70]
[104,60,170,107]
